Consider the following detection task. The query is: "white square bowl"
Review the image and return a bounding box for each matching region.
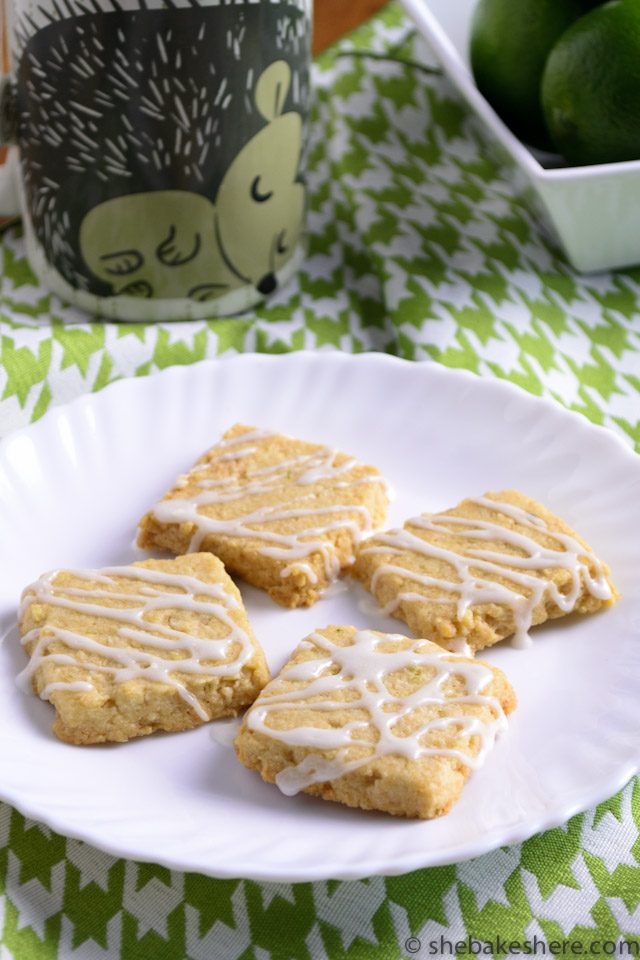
[400,0,640,273]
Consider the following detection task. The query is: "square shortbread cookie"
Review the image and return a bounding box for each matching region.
[19,553,269,744]
[137,424,390,607]
[235,625,516,819]
[352,490,617,653]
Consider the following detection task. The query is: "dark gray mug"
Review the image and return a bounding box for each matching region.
[0,0,311,320]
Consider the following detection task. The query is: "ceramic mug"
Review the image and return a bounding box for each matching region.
[0,0,311,320]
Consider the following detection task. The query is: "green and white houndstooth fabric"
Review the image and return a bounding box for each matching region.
[2,3,640,956]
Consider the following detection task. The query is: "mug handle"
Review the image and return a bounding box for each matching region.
[0,145,19,216]
[0,0,19,218]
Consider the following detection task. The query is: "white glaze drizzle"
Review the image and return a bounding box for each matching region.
[246,629,507,796]
[360,497,613,648]
[149,430,390,581]
[449,637,473,658]
[18,565,254,721]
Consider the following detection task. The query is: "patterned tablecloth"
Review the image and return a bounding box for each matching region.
[2,4,640,956]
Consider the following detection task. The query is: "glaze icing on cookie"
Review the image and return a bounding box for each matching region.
[19,554,269,744]
[235,625,516,819]
[353,490,617,653]
[138,425,390,607]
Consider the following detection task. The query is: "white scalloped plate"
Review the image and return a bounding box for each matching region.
[1,353,639,882]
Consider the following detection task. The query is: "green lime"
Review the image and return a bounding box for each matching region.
[470,0,584,149]
[542,0,640,165]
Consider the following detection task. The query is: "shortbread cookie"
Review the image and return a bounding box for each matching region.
[19,553,269,744]
[353,490,617,653]
[235,625,516,819]
[137,424,390,608]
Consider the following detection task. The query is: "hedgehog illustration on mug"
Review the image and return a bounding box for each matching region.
[80,61,304,302]
[13,2,310,319]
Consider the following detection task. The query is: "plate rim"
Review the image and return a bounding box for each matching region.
[1,351,639,882]
[2,350,636,465]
